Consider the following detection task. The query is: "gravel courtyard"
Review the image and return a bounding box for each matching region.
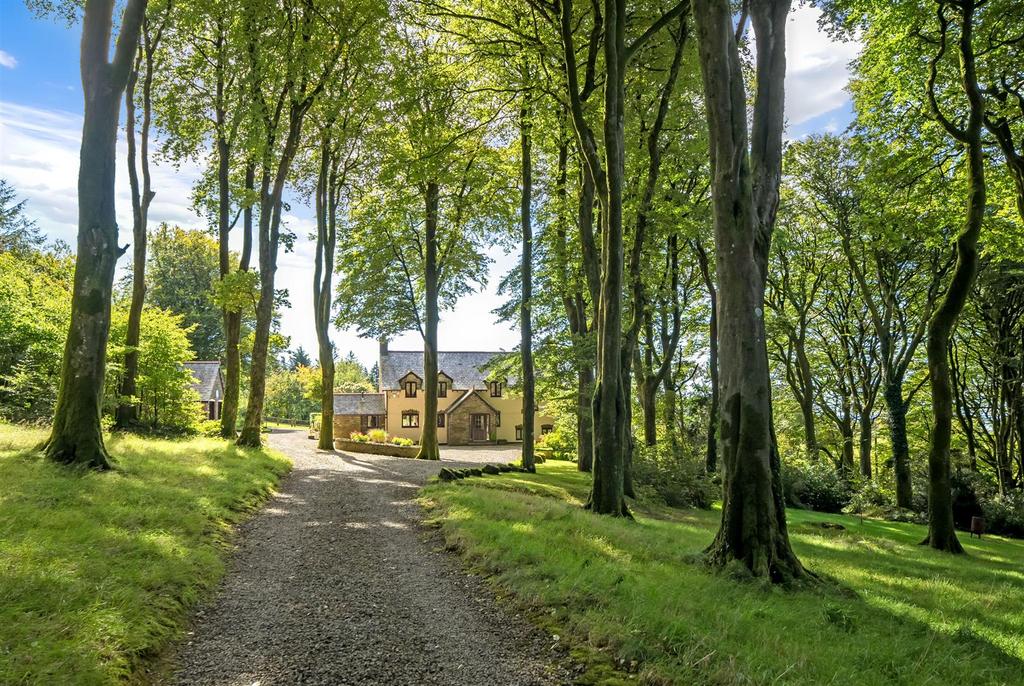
[168,429,565,685]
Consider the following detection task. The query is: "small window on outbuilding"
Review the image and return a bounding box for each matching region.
[495,412,501,427]
[515,425,523,441]
[437,412,446,428]
[402,410,419,428]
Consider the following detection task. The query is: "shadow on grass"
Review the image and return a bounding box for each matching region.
[422,462,1024,685]
[0,428,289,684]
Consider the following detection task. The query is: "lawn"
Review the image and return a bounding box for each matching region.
[420,460,1024,685]
[0,423,291,685]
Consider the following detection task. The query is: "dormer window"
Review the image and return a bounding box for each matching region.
[489,380,502,397]
[438,381,448,397]
[404,380,417,398]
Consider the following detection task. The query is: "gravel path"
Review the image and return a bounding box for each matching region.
[169,429,567,685]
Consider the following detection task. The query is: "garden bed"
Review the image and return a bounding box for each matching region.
[334,438,420,458]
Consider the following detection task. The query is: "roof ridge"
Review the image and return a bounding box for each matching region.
[383,350,507,354]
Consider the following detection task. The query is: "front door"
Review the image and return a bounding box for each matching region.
[470,413,490,442]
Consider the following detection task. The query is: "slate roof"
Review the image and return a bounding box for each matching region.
[445,389,500,415]
[184,361,223,402]
[379,350,509,390]
[333,392,386,415]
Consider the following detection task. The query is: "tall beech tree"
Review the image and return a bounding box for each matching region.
[335,29,512,460]
[307,49,379,451]
[917,0,988,553]
[156,0,254,437]
[692,0,808,580]
[42,0,148,468]
[553,0,689,515]
[236,0,369,448]
[116,2,171,428]
[519,73,538,472]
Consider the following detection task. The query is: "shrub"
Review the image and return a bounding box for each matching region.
[367,428,388,443]
[197,419,222,437]
[845,479,892,513]
[782,461,852,513]
[536,427,575,460]
[981,492,1024,538]
[349,431,369,443]
[632,442,716,509]
[390,436,413,447]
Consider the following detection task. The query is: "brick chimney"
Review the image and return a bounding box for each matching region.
[378,337,388,360]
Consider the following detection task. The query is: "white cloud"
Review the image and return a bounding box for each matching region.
[781,5,861,127]
[0,99,522,370]
[0,50,17,69]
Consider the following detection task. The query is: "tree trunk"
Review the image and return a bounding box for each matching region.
[796,338,819,461]
[577,362,594,472]
[922,0,985,553]
[238,113,305,448]
[115,61,145,428]
[840,409,855,474]
[883,380,914,508]
[694,239,719,473]
[662,368,679,456]
[694,0,806,581]
[221,162,254,438]
[46,0,147,469]
[416,182,441,461]
[642,376,658,446]
[520,92,536,472]
[314,139,337,451]
[117,14,161,430]
[588,0,629,517]
[858,408,873,477]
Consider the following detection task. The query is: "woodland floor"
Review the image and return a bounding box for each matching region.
[167,429,568,685]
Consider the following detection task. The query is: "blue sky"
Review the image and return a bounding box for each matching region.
[0,3,859,369]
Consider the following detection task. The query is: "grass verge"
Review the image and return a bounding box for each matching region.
[0,423,291,685]
[420,460,1024,685]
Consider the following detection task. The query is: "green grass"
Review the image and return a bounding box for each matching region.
[420,460,1024,685]
[0,423,291,685]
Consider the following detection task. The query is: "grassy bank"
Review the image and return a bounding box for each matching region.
[0,423,291,684]
[421,460,1024,685]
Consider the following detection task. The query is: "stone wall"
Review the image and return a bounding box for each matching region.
[333,414,362,439]
[333,439,419,459]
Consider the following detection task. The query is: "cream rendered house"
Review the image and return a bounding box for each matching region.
[332,341,554,445]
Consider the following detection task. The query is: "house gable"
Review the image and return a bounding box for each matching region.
[446,390,500,444]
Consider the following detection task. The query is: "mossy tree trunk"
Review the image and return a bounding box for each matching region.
[694,0,808,581]
[46,0,147,469]
[416,182,442,461]
[921,0,987,554]
[519,85,536,473]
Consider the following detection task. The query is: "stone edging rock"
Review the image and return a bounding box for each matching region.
[438,463,529,481]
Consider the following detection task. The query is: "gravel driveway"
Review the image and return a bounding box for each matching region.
[169,429,566,685]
